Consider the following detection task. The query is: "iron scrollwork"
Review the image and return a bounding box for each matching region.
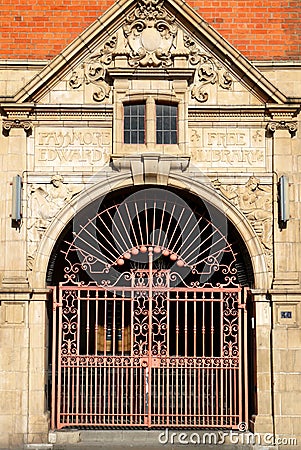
[61,195,240,290]
[133,291,149,356]
[132,270,168,357]
[222,292,239,360]
[60,290,79,357]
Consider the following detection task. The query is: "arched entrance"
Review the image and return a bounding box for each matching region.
[47,185,254,430]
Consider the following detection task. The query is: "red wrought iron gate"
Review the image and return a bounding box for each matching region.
[49,192,250,429]
[51,266,248,429]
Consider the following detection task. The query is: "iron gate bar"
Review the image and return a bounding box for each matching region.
[50,286,57,431]
[243,288,249,423]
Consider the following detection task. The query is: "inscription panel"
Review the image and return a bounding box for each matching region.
[35,127,111,169]
[189,128,265,168]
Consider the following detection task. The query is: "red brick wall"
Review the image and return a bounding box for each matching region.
[1,0,300,61]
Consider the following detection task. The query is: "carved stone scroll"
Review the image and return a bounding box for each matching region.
[69,36,117,102]
[184,35,232,102]
[266,121,297,137]
[2,119,33,136]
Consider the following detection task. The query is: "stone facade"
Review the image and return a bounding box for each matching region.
[0,0,301,448]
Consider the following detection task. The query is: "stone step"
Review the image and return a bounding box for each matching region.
[51,429,266,449]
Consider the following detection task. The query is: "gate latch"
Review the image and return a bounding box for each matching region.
[140,357,161,368]
[151,357,161,368]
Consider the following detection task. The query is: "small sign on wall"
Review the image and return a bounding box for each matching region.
[280,311,292,319]
[276,303,298,326]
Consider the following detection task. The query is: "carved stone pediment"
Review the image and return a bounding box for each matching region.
[13,0,290,105]
[68,0,233,103]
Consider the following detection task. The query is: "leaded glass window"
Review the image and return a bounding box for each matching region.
[156,104,177,144]
[123,103,145,144]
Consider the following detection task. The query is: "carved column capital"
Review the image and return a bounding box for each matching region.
[266,121,297,137]
[2,118,33,136]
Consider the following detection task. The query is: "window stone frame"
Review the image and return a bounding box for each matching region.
[114,82,187,156]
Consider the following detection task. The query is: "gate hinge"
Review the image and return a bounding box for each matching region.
[53,302,63,310]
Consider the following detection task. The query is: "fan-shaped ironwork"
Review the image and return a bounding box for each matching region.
[62,191,238,288]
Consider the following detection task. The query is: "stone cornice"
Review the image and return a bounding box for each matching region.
[0,59,48,70]
[268,289,301,296]
[266,103,301,118]
[1,103,298,130]
[1,103,113,123]
[0,288,51,295]
[2,102,299,119]
[188,104,300,121]
[108,68,195,80]
[254,61,301,70]
[3,60,301,71]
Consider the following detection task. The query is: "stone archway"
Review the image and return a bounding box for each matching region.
[30,175,267,432]
[50,184,252,429]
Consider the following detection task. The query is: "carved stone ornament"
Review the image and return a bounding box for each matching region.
[69,36,117,102]
[212,177,273,269]
[266,121,298,137]
[2,118,33,136]
[27,175,82,270]
[123,0,177,67]
[184,35,233,102]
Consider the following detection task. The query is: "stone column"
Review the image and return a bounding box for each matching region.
[1,128,29,288]
[0,123,32,448]
[26,294,50,445]
[0,292,30,449]
[253,294,274,434]
[272,124,299,288]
